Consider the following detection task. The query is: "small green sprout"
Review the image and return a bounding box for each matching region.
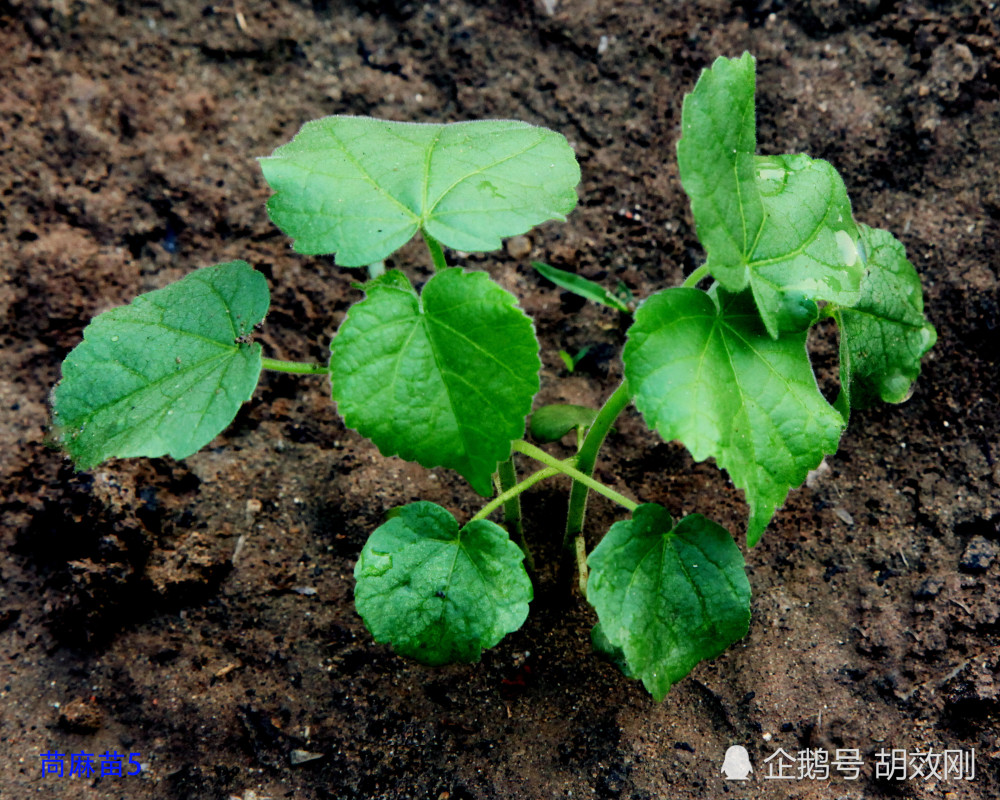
[51,54,934,701]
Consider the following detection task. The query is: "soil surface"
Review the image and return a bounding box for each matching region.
[2,1,999,798]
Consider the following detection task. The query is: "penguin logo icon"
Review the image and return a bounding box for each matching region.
[721,745,753,780]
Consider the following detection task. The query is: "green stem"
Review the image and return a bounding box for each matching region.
[367,260,386,279]
[512,440,637,514]
[470,467,561,523]
[682,263,711,289]
[563,380,634,549]
[498,456,532,570]
[261,357,330,375]
[423,231,448,272]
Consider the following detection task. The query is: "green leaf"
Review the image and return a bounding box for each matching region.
[260,118,581,266]
[331,268,541,495]
[51,261,269,468]
[677,54,865,336]
[530,403,598,443]
[833,224,937,413]
[623,286,844,545]
[586,504,751,701]
[531,261,631,312]
[354,501,533,665]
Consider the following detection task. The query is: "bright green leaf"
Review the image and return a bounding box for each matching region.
[530,403,597,443]
[531,261,631,312]
[260,118,580,266]
[586,504,751,701]
[331,268,541,495]
[834,224,937,413]
[677,54,864,336]
[623,287,844,545]
[51,261,269,468]
[354,501,533,665]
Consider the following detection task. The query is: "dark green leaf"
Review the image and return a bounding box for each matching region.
[51,261,269,468]
[834,224,937,413]
[587,504,751,701]
[354,502,533,665]
[623,287,844,545]
[331,268,541,495]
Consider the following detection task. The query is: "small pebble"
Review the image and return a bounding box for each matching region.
[505,235,532,259]
[959,535,997,573]
[290,749,324,765]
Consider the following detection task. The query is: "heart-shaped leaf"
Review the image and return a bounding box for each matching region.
[354,502,533,665]
[260,118,580,266]
[52,261,269,468]
[331,268,541,495]
[623,286,844,545]
[587,504,751,701]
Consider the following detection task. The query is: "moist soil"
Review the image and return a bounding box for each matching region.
[1,1,999,798]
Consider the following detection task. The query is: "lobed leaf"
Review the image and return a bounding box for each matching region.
[623,286,844,545]
[833,224,937,413]
[331,268,541,495]
[677,54,865,336]
[354,502,533,665]
[587,504,751,701]
[260,118,580,266]
[51,261,269,468]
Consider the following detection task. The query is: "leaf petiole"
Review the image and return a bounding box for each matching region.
[681,263,711,289]
[564,380,634,548]
[261,357,330,375]
[470,466,561,523]
[423,231,448,272]
[512,439,638,513]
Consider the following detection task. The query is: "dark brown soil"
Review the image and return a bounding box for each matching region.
[2,1,998,798]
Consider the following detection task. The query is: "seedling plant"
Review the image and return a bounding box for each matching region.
[52,54,935,700]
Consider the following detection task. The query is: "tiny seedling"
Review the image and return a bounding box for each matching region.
[52,54,934,700]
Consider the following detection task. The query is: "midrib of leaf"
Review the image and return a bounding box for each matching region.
[425,134,547,220]
[192,275,239,338]
[420,126,443,225]
[105,317,240,351]
[733,95,760,258]
[747,192,837,272]
[76,348,234,420]
[85,352,239,451]
[835,305,927,329]
[318,124,420,222]
[427,316,526,384]
[626,536,681,646]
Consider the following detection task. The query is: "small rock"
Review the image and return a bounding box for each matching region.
[913,576,944,599]
[834,507,855,526]
[58,697,103,733]
[505,235,532,259]
[290,749,324,765]
[959,536,997,573]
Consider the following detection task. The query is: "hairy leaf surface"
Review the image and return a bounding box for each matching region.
[834,224,937,413]
[260,118,580,266]
[587,504,750,701]
[623,287,844,544]
[677,54,864,336]
[331,268,540,495]
[52,261,269,468]
[354,502,532,665]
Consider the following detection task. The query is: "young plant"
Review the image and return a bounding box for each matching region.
[51,54,935,700]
